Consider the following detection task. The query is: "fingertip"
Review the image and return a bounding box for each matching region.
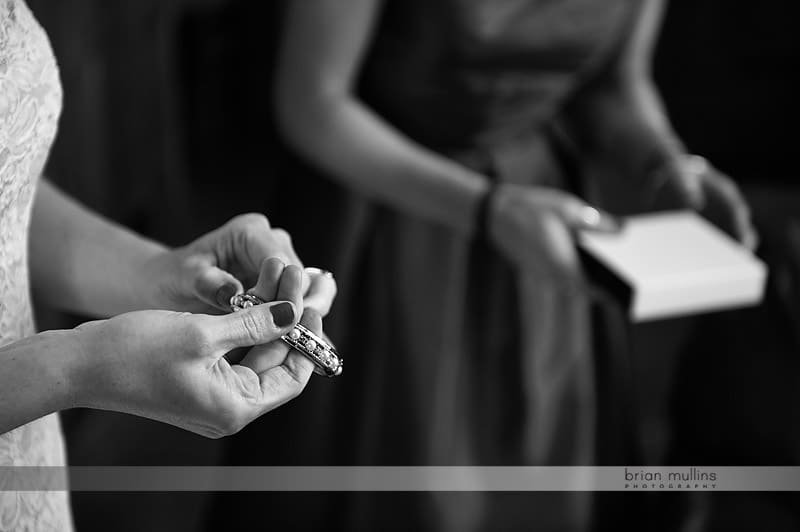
[258,257,287,287]
[597,213,625,233]
[284,263,304,281]
[573,205,622,233]
[215,283,239,310]
[195,267,242,311]
[250,257,286,303]
[260,256,286,274]
[276,263,304,306]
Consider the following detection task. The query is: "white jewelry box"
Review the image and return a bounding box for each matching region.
[578,211,768,322]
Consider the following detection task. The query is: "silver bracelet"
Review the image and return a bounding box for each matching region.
[229,293,343,378]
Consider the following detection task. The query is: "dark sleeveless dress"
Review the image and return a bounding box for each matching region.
[217,1,638,531]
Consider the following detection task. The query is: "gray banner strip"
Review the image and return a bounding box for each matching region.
[2,467,800,492]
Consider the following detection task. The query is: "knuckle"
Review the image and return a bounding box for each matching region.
[231,213,271,232]
[238,310,269,345]
[185,319,213,352]
[259,371,283,397]
[263,365,308,401]
[271,227,292,245]
[283,368,309,399]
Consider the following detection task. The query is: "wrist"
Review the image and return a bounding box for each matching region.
[136,247,181,310]
[66,320,115,410]
[0,330,85,433]
[36,329,88,412]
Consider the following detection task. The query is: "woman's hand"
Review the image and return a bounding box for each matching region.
[651,156,758,250]
[139,213,337,315]
[488,184,620,286]
[70,264,320,439]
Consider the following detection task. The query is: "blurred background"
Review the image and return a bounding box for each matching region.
[26,0,800,531]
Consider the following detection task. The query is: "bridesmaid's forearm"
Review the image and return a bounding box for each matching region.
[563,0,686,182]
[276,93,490,237]
[29,180,169,317]
[565,79,686,182]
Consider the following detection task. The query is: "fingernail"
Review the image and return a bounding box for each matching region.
[270,302,296,327]
[578,206,623,233]
[216,284,237,308]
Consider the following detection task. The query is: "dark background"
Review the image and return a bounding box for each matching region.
[27,0,799,232]
[24,1,800,531]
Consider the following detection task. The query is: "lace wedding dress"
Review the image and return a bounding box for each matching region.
[0,0,71,530]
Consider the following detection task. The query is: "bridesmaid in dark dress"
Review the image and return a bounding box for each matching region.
[217,1,754,531]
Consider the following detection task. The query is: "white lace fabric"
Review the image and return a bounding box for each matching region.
[0,0,72,530]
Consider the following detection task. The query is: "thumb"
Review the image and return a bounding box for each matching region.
[210,300,298,352]
[193,265,244,311]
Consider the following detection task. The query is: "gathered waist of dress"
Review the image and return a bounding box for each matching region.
[441,120,569,191]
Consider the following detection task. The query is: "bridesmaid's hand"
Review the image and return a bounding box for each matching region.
[650,157,758,250]
[488,184,620,286]
[70,264,321,439]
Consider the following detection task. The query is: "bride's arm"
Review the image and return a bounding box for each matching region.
[1,263,315,437]
[0,329,78,434]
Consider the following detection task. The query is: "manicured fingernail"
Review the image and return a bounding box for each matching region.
[216,284,237,308]
[578,206,623,233]
[270,302,295,327]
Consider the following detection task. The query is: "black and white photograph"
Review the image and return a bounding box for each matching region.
[1,0,798,530]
